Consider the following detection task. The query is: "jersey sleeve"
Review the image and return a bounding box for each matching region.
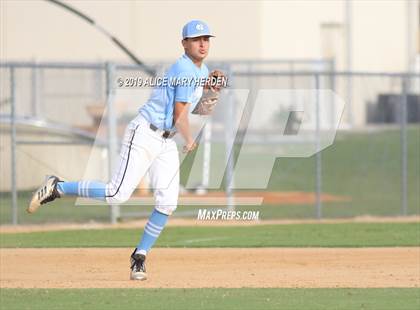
[174,71,196,104]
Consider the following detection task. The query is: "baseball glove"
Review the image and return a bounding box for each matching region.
[192,70,227,115]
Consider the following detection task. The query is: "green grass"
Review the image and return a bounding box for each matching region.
[1,127,419,224]
[1,223,419,248]
[1,288,419,310]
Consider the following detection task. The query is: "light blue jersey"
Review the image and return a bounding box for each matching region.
[139,54,209,130]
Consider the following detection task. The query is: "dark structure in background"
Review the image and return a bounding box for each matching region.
[367,94,420,123]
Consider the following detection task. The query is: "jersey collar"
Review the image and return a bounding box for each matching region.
[182,53,204,72]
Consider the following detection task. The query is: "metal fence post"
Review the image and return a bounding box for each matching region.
[345,0,354,127]
[400,77,408,216]
[201,119,211,191]
[10,67,18,225]
[225,66,235,211]
[223,67,235,210]
[30,63,38,117]
[315,74,322,219]
[105,63,119,224]
[330,59,336,129]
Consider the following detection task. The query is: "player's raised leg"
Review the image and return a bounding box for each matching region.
[28,118,156,213]
[27,175,110,213]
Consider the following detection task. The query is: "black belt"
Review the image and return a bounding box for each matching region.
[149,124,175,139]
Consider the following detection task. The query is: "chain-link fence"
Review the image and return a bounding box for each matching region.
[230,68,419,219]
[1,61,419,224]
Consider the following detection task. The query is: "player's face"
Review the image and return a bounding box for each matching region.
[183,36,210,63]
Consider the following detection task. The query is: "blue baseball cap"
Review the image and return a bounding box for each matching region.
[182,20,215,39]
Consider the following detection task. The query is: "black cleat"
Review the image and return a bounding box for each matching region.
[130,249,147,280]
[27,176,61,214]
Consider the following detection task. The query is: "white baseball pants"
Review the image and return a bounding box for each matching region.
[105,114,180,215]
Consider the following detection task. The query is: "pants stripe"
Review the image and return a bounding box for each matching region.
[106,125,139,198]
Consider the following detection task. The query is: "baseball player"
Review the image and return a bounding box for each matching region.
[28,20,223,281]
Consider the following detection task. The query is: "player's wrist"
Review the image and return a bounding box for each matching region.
[182,139,197,153]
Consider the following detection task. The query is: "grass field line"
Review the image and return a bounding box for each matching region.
[2,223,418,248]
[1,215,419,234]
[183,237,228,244]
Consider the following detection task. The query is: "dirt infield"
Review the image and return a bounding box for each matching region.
[76,190,349,206]
[173,191,351,205]
[206,191,350,204]
[1,248,419,288]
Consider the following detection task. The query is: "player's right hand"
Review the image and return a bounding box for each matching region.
[183,141,197,153]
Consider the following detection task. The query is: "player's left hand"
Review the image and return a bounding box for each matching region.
[205,70,227,92]
[191,70,227,115]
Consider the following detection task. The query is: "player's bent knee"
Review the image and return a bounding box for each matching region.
[105,185,133,204]
[106,193,131,204]
[106,192,131,204]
